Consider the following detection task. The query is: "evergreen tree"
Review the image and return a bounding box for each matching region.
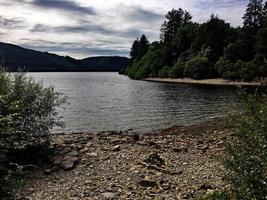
[243,0,264,32]
[263,1,267,17]
[129,39,140,62]
[256,23,267,57]
[136,35,149,60]
[160,8,192,43]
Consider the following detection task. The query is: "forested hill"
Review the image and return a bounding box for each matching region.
[122,0,267,82]
[0,42,129,72]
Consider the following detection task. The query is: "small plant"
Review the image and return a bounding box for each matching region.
[195,191,231,200]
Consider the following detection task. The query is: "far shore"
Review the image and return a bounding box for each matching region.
[143,77,266,87]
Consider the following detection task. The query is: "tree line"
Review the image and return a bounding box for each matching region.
[121,0,267,82]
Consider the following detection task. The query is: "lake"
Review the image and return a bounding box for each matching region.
[29,72,239,133]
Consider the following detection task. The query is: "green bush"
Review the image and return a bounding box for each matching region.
[237,60,256,82]
[223,93,267,200]
[195,191,232,200]
[215,58,240,81]
[0,69,66,199]
[184,56,214,79]
[169,61,185,78]
[158,66,171,78]
[127,62,151,79]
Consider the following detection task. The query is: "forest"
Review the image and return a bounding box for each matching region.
[121,0,267,82]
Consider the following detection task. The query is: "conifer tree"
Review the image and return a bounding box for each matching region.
[160,8,192,43]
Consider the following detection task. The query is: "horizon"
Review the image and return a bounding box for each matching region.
[1,0,248,58]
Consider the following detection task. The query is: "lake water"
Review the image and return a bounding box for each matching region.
[29,72,239,133]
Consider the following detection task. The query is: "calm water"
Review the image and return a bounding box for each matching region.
[29,72,239,133]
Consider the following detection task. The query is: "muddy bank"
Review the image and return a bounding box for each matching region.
[16,119,232,200]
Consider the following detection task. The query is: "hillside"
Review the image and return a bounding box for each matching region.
[0,42,129,72]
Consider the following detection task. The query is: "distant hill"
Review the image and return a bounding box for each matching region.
[0,42,129,72]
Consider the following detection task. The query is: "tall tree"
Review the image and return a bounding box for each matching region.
[136,35,149,60]
[160,8,192,43]
[243,0,264,32]
[255,20,267,57]
[263,1,267,17]
[242,0,265,59]
[129,38,140,62]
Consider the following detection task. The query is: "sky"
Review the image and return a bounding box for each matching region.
[0,0,248,58]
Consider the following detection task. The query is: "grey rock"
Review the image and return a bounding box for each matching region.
[61,156,79,170]
[101,192,116,199]
[139,180,157,188]
[66,150,79,157]
[111,145,120,151]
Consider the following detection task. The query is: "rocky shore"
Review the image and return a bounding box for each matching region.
[16,119,232,200]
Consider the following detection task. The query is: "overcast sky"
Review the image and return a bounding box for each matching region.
[0,0,248,58]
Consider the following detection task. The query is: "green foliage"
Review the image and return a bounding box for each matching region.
[223,93,267,200]
[160,8,192,43]
[0,68,66,199]
[184,56,215,79]
[195,191,232,200]
[168,61,185,78]
[158,66,171,78]
[256,23,267,57]
[123,2,267,82]
[243,0,265,32]
[224,41,246,62]
[129,35,149,63]
[127,42,165,79]
[215,58,238,80]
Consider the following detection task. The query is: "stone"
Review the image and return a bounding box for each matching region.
[144,153,165,166]
[173,146,188,153]
[59,147,72,155]
[136,141,147,146]
[64,139,75,144]
[133,133,140,142]
[66,150,79,157]
[61,156,79,170]
[139,180,157,188]
[21,164,38,172]
[200,184,213,191]
[111,145,120,151]
[79,148,89,154]
[87,152,98,157]
[101,192,116,199]
[111,139,121,144]
[44,165,60,175]
[53,157,62,166]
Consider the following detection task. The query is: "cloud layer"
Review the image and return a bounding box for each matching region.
[0,0,248,58]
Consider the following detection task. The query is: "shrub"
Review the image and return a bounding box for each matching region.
[223,93,267,200]
[215,58,240,81]
[127,63,151,79]
[158,66,171,78]
[184,56,214,79]
[195,191,232,200]
[168,61,185,78]
[0,69,66,198]
[237,60,256,82]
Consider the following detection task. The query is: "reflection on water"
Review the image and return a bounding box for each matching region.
[29,72,239,133]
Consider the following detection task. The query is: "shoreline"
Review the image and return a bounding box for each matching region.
[17,118,232,199]
[143,77,266,87]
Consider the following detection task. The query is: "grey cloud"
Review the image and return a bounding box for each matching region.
[0,16,25,28]
[196,0,247,9]
[20,43,129,57]
[125,6,163,22]
[30,0,96,15]
[30,23,145,39]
